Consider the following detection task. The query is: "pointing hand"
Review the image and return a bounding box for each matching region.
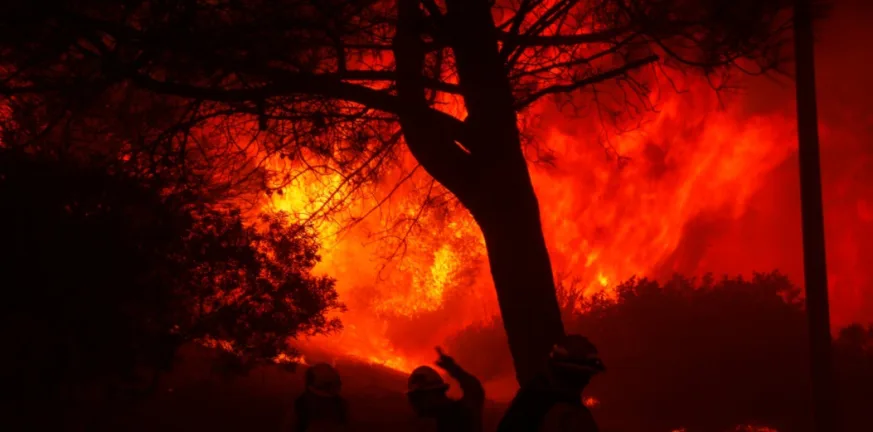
[435,346,456,370]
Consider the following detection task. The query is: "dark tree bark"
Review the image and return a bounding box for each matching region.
[466,160,566,386]
[793,0,838,430]
[394,0,564,385]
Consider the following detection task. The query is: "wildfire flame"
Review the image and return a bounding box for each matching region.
[262,76,781,372]
[255,34,873,393]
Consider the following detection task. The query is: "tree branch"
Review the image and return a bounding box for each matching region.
[514,55,659,110]
[338,71,462,94]
[393,0,473,196]
[510,34,641,80]
[421,0,444,20]
[126,72,469,145]
[497,28,625,47]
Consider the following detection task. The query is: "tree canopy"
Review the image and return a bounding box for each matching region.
[0,149,343,428]
[0,0,792,182]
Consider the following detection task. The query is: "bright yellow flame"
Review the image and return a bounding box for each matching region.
[375,244,460,315]
[430,246,456,295]
[266,169,345,242]
[274,352,307,365]
[596,272,609,287]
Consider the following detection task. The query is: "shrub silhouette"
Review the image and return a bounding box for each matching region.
[0,149,343,428]
[448,272,872,431]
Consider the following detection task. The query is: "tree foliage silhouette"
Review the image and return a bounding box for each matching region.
[0,149,342,427]
[573,273,872,432]
[0,0,795,383]
[448,272,873,431]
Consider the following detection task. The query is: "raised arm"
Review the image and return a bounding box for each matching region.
[435,347,485,407]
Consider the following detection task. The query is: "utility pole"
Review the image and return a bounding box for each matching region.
[792,0,838,431]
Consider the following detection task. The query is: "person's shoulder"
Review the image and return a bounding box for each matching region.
[541,403,597,432]
[515,375,552,397]
[544,402,581,416]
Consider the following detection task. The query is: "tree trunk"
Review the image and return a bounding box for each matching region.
[463,146,567,386]
[793,0,838,430]
[393,0,566,385]
[444,0,566,385]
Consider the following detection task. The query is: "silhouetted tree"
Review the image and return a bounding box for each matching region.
[574,273,810,431]
[0,149,343,429]
[0,0,796,383]
[832,324,873,431]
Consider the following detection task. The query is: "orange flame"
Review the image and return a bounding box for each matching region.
[258,76,795,376]
[257,61,873,393]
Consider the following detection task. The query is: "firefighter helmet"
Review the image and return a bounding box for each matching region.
[305,363,342,397]
[407,365,449,394]
[549,334,606,374]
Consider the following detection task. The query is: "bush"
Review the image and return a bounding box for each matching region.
[576,273,873,432]
[447,272,873,431]
[575,273,810,431]
[0,150,343,428]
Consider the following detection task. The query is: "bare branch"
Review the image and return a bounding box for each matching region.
[393,0,474,196]
[515,54,659,110]
[498,0,541,58]
[126,72,470,145]
[497,28,625,47]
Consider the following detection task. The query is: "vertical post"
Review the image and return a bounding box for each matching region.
[792,0,838,431]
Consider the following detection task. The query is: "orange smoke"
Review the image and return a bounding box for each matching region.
[262,76,799,378]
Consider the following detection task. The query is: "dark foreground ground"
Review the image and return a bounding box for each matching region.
[39,342,865,432]
[94,348,510,432]
[61,340,868,432]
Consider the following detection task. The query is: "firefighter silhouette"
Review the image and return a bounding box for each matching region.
[407,347,485,432]
[498,335,605,432]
